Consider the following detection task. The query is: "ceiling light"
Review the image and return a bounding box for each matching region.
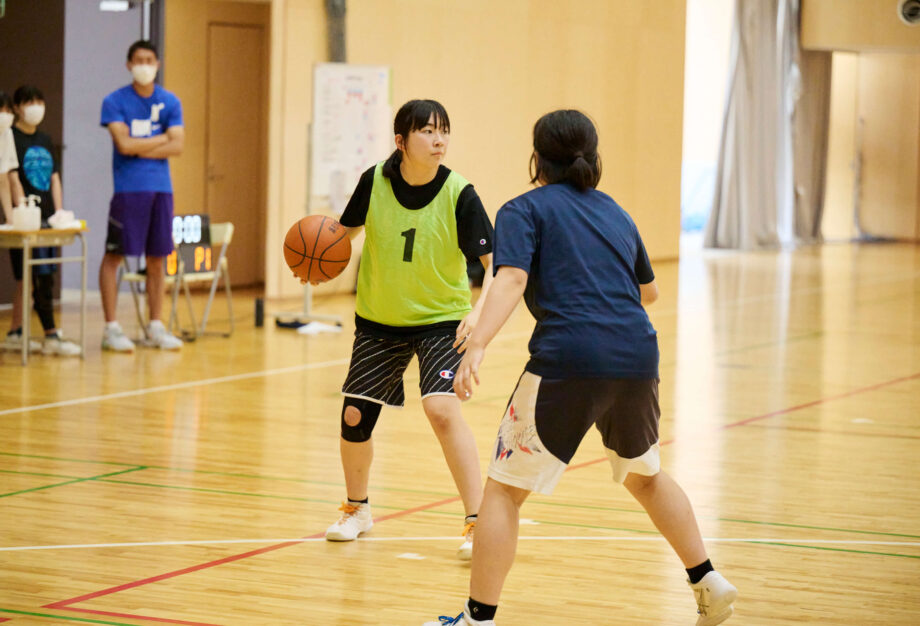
[99,0,132,11]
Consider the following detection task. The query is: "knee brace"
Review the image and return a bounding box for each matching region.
[340,397,382,443]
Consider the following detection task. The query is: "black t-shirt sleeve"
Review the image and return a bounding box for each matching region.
[47,134,60,175]
[455,184,493,262]
[634,229,655,284]
[339,166,376,227]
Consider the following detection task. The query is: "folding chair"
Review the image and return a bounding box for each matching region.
[172,221,235,339]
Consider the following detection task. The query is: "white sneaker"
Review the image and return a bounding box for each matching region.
[102,323,135,352]
[689,571,737,626]
[42,333,82,357]
[325,501,373,541]
[4,330,42,352]
[147,320,182,350]
[423,602,495,626]
[457,519,475,560]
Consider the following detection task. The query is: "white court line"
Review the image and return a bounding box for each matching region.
[1,330,537,418]
[0,358,349,418]
[2,536,918,552]
[8,269,920,419]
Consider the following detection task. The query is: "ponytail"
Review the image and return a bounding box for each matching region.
[382,149,402,179]
[529,110,602,191]
[564,154,598,192]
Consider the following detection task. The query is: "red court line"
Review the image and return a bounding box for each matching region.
[723,372,920,430]
[746,423,920,440]
[45,496,460,625]
[44,372,919,623]
[566,372,920,471]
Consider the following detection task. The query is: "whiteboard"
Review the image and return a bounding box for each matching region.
[309,63,392,210]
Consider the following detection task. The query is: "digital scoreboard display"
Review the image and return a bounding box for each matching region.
[166,214,212,276]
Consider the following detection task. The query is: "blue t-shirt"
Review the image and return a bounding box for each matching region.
[494,183,659,379]
[100,84,183,193]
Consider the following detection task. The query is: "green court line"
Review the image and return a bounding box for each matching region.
[718,516,920,540]
[98,478,407,512]
[4,457,917,542]
[0,607,136,625]
[525,498,920,540]
[752,541,920,560]
[142,465,458,498]
[0,451,138,467]
[4,470,919,559]
[0,451,458,498]
[0,467,146,499]
[0,469,82,479]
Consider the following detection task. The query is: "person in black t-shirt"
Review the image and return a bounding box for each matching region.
[4,85,80,356]
[317,100,494,561]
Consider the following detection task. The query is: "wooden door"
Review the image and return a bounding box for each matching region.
[856,53,920,239]
[206,23,267,286]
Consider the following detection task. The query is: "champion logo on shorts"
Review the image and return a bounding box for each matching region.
[479,238,487,245]
[439,369,455,380]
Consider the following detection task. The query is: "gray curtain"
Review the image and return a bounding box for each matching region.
[705,0,831,249]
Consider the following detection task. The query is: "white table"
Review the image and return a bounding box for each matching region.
[0,225,88,365]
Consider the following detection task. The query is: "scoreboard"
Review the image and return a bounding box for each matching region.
[166,214,212,276]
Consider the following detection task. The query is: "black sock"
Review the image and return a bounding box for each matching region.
[467,598,496,622]
[347,497,368,505]
[686,559,714,584]
[465,513,478,524]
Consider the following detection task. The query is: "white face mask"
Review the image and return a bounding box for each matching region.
[131,63,158,86]
[22,104,45,126]
[0,112,13,133]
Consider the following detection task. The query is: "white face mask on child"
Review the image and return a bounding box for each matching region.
[0,112,13,133]
[131,64,158,86]
[22,104,45,126]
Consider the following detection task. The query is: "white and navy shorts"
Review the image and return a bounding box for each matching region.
[341,330,462,407]
[487,371,661,495]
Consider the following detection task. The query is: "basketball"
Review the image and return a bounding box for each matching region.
[284,215,352,283]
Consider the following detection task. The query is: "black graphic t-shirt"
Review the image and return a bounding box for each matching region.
[12,127,59,220]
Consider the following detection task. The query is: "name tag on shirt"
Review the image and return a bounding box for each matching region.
[131,119,152,137]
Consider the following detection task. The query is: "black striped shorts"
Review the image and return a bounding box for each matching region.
[341,330,462,407]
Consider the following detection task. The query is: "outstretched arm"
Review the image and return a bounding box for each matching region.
[453,265,528,400]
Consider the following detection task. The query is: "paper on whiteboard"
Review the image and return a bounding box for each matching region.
[310,64,392,202]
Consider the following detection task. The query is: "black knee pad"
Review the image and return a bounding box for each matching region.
[340,397,382,442]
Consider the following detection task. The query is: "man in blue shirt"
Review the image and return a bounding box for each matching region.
[98,40,184,352]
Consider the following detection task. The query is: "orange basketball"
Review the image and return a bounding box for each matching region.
[283,215,352,283]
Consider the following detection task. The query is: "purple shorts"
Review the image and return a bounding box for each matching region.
[105,192,175,257]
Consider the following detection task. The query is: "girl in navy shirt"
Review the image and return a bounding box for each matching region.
[426,110,737,626]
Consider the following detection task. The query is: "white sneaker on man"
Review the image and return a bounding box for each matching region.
[147,320,182,350]
[42,333,82,356]
[457,519,475,560]
[689,571,737,626]
[102,323,135,352]
[325,501,373,541]
[423,602,496,626]
[4,329,42,352]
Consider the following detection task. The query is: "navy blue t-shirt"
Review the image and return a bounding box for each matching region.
[494,183,659,379]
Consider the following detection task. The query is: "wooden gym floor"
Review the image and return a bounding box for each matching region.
[1,241,918,625]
